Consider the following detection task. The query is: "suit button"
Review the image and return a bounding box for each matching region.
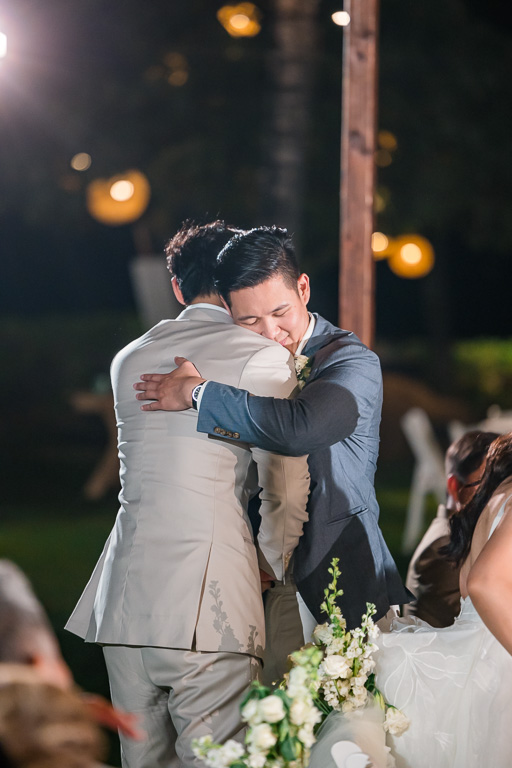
[233,432,240,439]
[219,429,227,436]
[214,427,222,434]
[226,431,232,438]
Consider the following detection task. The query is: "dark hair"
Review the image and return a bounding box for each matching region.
[445,430,500,482]
[443,432,512,566]
[165,220,241,304]
[214,226,300,306]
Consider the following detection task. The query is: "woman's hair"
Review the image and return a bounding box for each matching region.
[443,432,512,566]
[0,677,105,768]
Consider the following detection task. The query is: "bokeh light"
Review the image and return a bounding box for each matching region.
[87,170,151,225]
[371,232,392,260]
[70,153,92,171]
[110,180,135,202]
[331,11,351,27]
[375,149,393,167]
[377,130,397,151]
[388,235,435,278]
[217,4,261,38]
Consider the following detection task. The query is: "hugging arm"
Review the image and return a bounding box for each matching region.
[198,346,381,456]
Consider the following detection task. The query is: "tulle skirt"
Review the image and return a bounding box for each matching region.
[309,599,512,768]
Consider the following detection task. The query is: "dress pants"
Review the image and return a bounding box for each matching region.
[103,645,261,768]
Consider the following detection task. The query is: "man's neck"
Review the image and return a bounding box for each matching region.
[188,294,224,308]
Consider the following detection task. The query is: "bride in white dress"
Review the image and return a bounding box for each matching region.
[311,432,512,768]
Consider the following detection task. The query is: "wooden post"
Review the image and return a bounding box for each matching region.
[339,0,379,348]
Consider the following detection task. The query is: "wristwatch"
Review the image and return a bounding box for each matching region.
[191,382,205,410]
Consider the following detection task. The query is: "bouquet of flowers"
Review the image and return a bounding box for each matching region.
[192,660,322,768]
[300,558,409,736]
[192,559,408,768]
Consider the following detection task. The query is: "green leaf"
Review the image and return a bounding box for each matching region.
[280,735,298,761]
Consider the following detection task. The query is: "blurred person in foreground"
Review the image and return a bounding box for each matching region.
[0,560,140,740]
[309,432,512,768]
[134,226,410,681]
[66,221,310,768]
[404,430,499,627]
[0,670,106,768]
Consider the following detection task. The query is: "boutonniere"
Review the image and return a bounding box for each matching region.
[294,354,313,389]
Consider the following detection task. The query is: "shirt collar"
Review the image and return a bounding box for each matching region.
[185,302,231,316]
[295,313,316,357]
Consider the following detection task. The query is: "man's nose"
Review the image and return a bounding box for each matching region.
[259,318,279,340]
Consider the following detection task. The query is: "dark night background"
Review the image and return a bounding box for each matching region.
[1,0,511,336]
[1,2,512,747]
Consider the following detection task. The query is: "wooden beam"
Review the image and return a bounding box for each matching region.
[339,0,379,348]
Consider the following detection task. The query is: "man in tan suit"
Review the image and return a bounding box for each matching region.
[66,221,310,768]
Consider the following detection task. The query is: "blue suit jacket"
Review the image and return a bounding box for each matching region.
[197,313,409,628]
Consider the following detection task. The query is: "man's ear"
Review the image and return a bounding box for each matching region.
[220,295,233,316]
[171,277,186,306]
[297,273,310,306]
[447,474,461,507]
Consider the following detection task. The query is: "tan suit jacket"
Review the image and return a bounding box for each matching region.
[66,305,310,659]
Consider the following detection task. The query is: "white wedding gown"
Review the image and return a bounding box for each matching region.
[376,499,512,768]
[310,498,512,768]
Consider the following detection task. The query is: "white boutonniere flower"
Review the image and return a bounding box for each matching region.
[294,354,313,389]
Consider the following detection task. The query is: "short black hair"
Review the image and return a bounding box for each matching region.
[215,226,300,306]
[445,430,500,483]
[165,220,241,304]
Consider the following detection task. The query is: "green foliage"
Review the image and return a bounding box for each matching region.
[453,338,512,408]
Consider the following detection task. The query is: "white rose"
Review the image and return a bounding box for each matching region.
[321,654,351,679]
[313,623,333,646]
[384,707,410,736]
[242,698,262,725]
[258,695,286,724]
[287,666,309,697]
[248,723,277,752]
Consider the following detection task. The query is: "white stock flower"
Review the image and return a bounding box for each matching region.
[294,354,310,375]
[205,748,231,768]
[258,695,286,724]
[287,665,308,697]
[297,726,316,748]
[313,623,333,645]
[321,654,351,679]
[247,754,267,768]
[221,740,246,763]
[248,723,277,752]
[289,698,309,726]
[384,707,410,736]
[242,698,262,725]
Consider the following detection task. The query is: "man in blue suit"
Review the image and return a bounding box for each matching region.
[136,227,409,674]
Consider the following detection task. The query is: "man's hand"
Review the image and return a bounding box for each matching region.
[134,357,205,411]
[260,568,275,593]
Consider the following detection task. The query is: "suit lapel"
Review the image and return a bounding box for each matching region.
[302,313,354,357]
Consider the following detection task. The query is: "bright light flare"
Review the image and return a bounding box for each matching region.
[0,32,7,59]
[331,11,350,26]
[71,152,92,171]
[371,232,389,259]
[217,4,261,37]
[110,180,135,202]
[400,243,422,265]
[388,235,435,279]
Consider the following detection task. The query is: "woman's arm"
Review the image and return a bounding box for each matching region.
[467,498,512,655]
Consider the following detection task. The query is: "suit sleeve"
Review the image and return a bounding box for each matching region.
[197,342,381,457]
[237,345,310,582]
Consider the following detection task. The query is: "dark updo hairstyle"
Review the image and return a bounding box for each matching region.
[443,432,512,566]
